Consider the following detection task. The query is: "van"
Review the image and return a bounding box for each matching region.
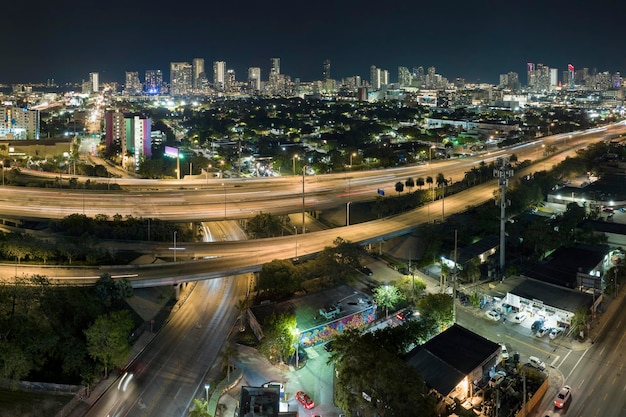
[528,356,546,371]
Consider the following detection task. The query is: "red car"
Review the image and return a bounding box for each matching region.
[295,390,315,409]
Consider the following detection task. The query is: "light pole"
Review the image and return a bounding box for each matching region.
[1,161,4,186]
[222,183,226,219]
[294,226,298,260]
[206,163,212,184]
[346,201,352,226]
[292,154,298,175]
[349,152,356,168]
[204,383,210,402]
[173,231,177,262]
[301,166,306,234]
[294,327,300,369]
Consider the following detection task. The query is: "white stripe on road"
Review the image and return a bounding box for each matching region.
[566,347,589,380]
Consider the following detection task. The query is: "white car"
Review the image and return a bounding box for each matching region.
[485,309,501,321]
[500,343,509,360]
[513,312,528,323]
[549,327,564,339]
[528,356,546,371]
[489,371,506,387]
[554,385,571,408]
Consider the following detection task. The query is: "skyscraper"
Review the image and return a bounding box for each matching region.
[213,61,226,91]
[270,58,280,77]
[323,59,331,81]
[124,71,142,96]
[192,58,205,90]
[170,62,192,96]
[370,65,381,90]
[248,67,261,91]
[89,72,99,93]
[145,69,163,95]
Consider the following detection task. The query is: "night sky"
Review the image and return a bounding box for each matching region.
[3,0,626,85]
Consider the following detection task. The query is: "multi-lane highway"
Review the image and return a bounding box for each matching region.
[1,126,618,286]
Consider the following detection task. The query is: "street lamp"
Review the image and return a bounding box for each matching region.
[222,183,226,219]
[294,226,298,260]
[294,327,300,369]
[301,165,307,234]
[173,231,177,262]
[292,154,298,175]
[204,383,211,402]
[349,152,356,168]
[346,201,352,226]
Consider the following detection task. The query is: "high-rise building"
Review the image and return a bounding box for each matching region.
[248,67,261,91]
[90,72,99,93]
[323,59,331,81]
[398,66,411,87]
[0,105,39,140]
[124,71,142,96]
[192,58,205,91]
[213,61,226,91]
[106,110,151,171]
[170,62,192,96]
[370,65,381,90]
[145,69,163,95]
[550,68,558,88]
[270,58,280,76]
[225,69,236,92]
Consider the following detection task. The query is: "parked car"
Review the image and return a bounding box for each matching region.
[295,391,315,409]
[489,371,506,387]
[500,344,509,360]
[554,385,571,408]
[549,327,564,339]
[531,319,545,332]
[513,312,528,323]
[536,327,550,337]
[528,356,546,371]
[485,309,501,321]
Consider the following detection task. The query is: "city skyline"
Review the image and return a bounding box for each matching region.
[3,0,626,85]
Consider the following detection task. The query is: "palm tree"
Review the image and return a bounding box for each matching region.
[405,177,415,193]
[219,344,239,382]
[236,297,251,332]
[426,176,433,189]
[436,172,447,188]
[416,177,425,190]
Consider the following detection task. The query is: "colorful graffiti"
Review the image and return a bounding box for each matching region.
[299,306,377,348]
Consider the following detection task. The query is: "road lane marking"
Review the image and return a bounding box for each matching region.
[557,350,571,368]
[505,334,556,355]
[566,347,589,380]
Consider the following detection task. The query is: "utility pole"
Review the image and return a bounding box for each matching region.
[453,229,458,322]
[494,157,513,277]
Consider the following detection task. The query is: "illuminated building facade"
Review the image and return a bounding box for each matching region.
[170,62,192,96]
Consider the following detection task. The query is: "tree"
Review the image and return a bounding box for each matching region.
[219,344,238,382]
[416,177,425,189]
[246,212,284,238]
[258,312,297,365]
[435,172,447,187]
[189,399,211,417]
[425,176,433,189]
[418,293,454,331]
[569,306,591,340]
[373,284,404,318]
[84,310,133,379]
[394,181,404,194]
[404,177,415,193]
[258,259,300,300]
[329,329,436,417]
[236,297,251,332]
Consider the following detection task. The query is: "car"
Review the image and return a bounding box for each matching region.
[295,391,315,409]
[489,371,506,387]
[531,319,545,332]
[528,356,546,371]
[549,327,564,339]
[554,385,571,408]
[262,382,285,399]
[359,266,373,276]
[513,312,528,323]
[395,309,414,321]
[536,327,550,337]
[485,309,501,321]
[500,343,509,360]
